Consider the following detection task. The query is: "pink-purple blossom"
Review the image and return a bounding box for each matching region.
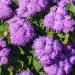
[32,36,62,66]
[0,38,10,65]
[8,16,34,46]
[43,1,75,33]
[0,0,12,19]
[16,0,48,17]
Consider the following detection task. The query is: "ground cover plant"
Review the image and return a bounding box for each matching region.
[0,0,75,75]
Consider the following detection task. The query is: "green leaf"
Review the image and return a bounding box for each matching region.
[27,56,32,65]
[1,67,10,75]
[57,33,65,38]
[9,72,13,75]
[12,0,17,10]
[7,66,13,75]
[0,22,8,37]
[18,46,25,55]
[0,67,2,75]
[39,72,46,75]
[33,57,42,72]
[13,60,23,72]
[46,29,55,37]
[66,3,75,14]
[63,33,69,45]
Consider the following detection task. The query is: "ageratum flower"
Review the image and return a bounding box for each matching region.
[0,38,10,65]
[63,43,75,57]
[32,36,62,66]
[72,0,75,5]
[70,56,75,64]
[44,64,58,75]
[44,59,72,75]
[15,70,33,75]
[16,0,48,17]
[0,3,12,19]
[63,43,75,64]
[0,0,12,5]
[52,0,71,4]
[8,16,34,46]
[33,36,75,75]
[43,2,75,33]
[0,0,12,19]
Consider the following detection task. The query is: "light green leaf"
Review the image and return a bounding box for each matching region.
[39,72,46,75]
[33,57,42,72]
[66,3,75,14]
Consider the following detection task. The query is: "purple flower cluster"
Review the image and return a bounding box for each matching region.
[0,0,75,74]
[64,43,75,64]
[43,1,75,33]
[0,38,10,65]
[44,59,72,75]
[0,0,12,19]
[52,0,71,3]
[0,0,12,5]
[32,36,62,66]
[15,70,33,75]
[16,0,48,17]
[32,36,75,75]
[8,16,34,46]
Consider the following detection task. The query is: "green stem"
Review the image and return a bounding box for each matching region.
[63,33,69,45]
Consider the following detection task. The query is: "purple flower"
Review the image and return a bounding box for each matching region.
[63,43,75,64]
[0,3,12,19]
[16,0,48,17]
[57,68,65,75]
[7,16,34,46]
[70,56,75,64]
[0,38,10,65]
[33,36,75,75]
[44,59,72,75]
[0,0,12,5]
[44,64,58,75]
[32,36,62,66]
[63,43,75,57]
[43,3,75,33]
[0,39,6,47]
[52,0,71,4]
[15,70,33,75]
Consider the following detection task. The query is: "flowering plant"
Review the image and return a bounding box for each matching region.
[0,0,75,75]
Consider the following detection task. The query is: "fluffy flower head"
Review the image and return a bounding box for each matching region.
[0,38,10,65]
[16,0,48,17]
[8,16,34,46]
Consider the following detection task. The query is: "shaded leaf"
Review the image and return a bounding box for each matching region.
[33,57,42,72]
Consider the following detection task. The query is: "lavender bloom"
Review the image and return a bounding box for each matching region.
[64,60,72,74]
[44,59,72,75]
[57,68,65,75]
[52,0,72,4]
[7,16,34,46]
[15,70,33,75]
[0,38,10,65]
[0,39,6,47]
[44,64,58,75]
[33,36,75,75]
[32,36,62,66]
[0,3,12,19]
[70,56,75,64]
[72,0,75,5]
[63,43,75,64]
[43,3,75,33]
[0,0,12,5]
[16,0,48,17]
[63,43,75,57]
